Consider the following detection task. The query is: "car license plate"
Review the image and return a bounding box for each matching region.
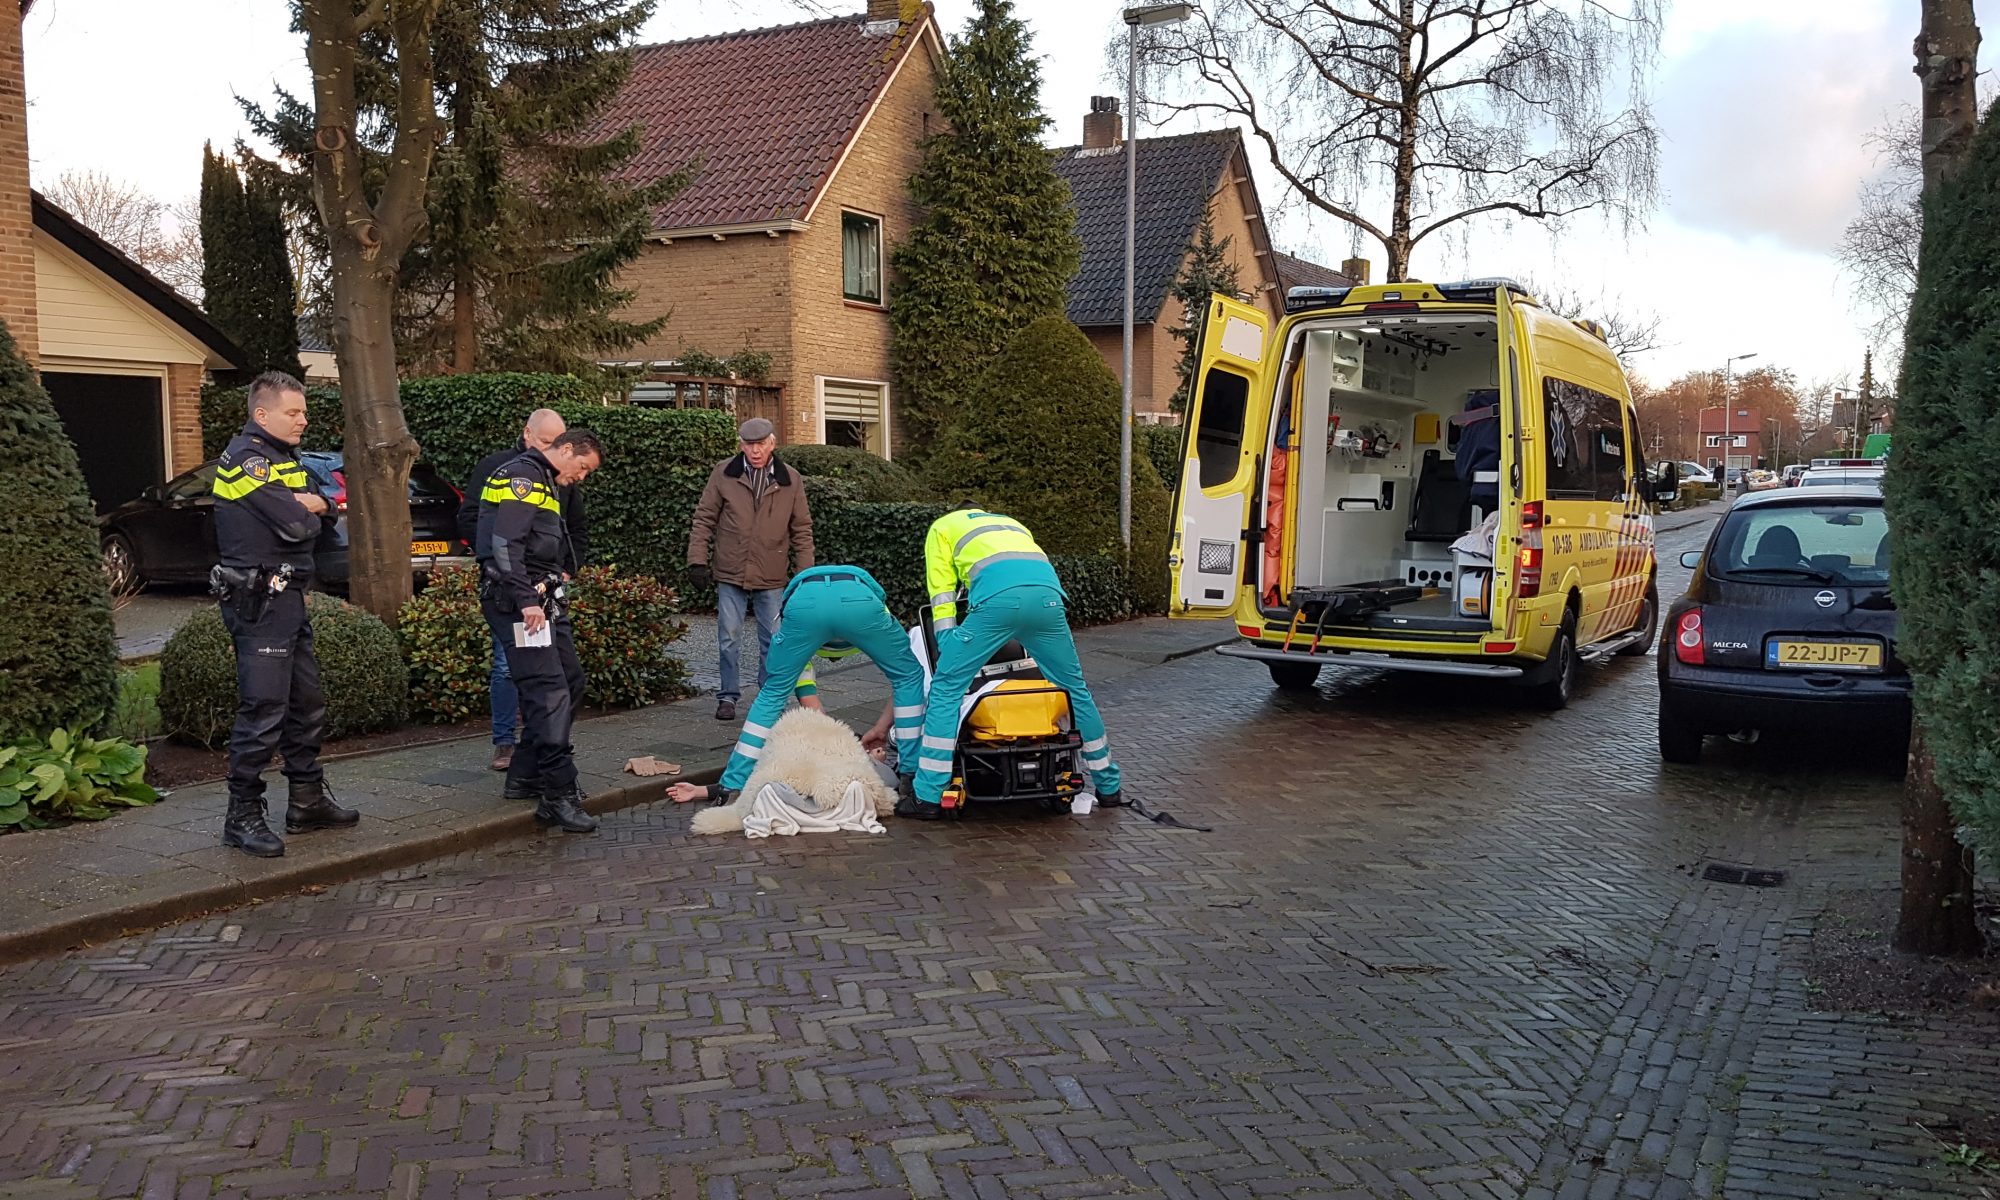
[411,540,450,556]
[1766,640,1881,670]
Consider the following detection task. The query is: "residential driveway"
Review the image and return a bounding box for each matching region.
[6,514,1993,1199]
[113,587,209,660]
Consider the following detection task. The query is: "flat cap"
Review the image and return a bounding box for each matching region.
[738,417,775,442]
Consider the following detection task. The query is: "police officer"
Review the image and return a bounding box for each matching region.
[904,506,1126,819]
[665,564,929,806]
[476,429,606,832]
[211,371,357,858]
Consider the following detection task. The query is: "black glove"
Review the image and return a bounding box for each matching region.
[688,563,712,590]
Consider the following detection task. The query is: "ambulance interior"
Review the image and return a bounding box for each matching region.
[1261,317,1505,628]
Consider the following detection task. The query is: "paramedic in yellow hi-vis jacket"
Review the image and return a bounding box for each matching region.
[905,507,1124,819]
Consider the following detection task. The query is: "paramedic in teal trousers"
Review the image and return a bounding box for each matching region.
[677,564,929,803]
[903,507,1125,820]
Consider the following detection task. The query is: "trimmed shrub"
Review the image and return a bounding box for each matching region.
[395,372,610,485]
[781,444,922,501]
[0,321,118,741]
[1127,452,1172,614]
[201,382,343,458]
[159,594,409,747]
[0,727,157,831]
[399,565,692,724]
[1139,423,1184,492]
[1888,99,2000,859]
[1052,555,1128,625]
[812,498,953,622]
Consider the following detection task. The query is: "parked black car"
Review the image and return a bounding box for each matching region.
[1657,486,1908,763]
[99,451,472,593]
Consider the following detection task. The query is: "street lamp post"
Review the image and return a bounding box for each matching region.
[1120,1,1192,548]
[1721,352,1757,485]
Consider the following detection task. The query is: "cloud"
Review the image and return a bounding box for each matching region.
[1657,11,1911,254]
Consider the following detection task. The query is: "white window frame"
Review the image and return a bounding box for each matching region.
[839,209,885,307]
[816,375,892,459]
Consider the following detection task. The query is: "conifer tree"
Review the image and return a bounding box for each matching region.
[0,321,117,740]
[198,145,301,380]
[1166,200,1241,413]
[890,0,1082,454]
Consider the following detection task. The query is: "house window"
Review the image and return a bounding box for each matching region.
[842,212,883,305]
[821,379,888,456]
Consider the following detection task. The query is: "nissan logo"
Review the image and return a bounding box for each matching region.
[1814,590,1837,609]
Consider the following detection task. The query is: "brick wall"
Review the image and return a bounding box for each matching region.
[166,363,204,473]
[0,11,37,364]
[616,231,795,421]
[787,33,937,451]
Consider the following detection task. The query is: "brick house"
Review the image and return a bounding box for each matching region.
[0,3,245,513]
[1698,405,1763,475]
[593,0,943,455]
[1051,106,1354,421]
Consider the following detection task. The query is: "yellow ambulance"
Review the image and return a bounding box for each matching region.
[1169,279,1677,709]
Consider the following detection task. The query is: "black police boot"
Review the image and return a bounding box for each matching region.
[223,795,285,858]
[286,778,361,833]
[535,783,600,833]
[894,793,941,821]
[1096,789,1131,809]
[503,778,540,801]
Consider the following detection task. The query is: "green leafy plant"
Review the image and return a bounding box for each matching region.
[1139,424,1184,493]
[0,726,159,831]
[158,594,409,747]
[399,565,691,723]
[673,347,775,382]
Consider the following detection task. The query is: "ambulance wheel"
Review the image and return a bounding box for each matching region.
[1527,610,1580,711]
[1618,582,1659,656]
[1267,660,1321,691]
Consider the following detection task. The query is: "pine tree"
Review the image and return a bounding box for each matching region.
[1166,200,1241,413]
[0,320,117,740]
[890,0,1082,455]
[198,145,301,379]
[1887,97,2000,908]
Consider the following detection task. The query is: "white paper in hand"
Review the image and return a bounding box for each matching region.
[513,621,552,648]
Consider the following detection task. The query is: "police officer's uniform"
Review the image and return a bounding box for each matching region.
[211,421,359,857]
[908,510,1124,816]
[475,447,596,832]
[712,565,929,796]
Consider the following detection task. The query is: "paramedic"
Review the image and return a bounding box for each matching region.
[665,564,928,806]
[1453,388,1502,517]
[903,507,1124,819]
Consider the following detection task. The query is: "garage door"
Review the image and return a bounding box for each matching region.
[43,372,165,513]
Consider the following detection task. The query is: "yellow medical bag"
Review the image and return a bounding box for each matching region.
[965,680,1070,741]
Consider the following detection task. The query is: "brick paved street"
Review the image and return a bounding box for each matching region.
[5,515,1996,1200]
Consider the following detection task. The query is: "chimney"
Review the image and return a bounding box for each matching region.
[866,0,906,23]
[1341,256,1371,285]
[1083,96,1123,150]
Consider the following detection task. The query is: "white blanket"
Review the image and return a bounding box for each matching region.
[741,779,886,839]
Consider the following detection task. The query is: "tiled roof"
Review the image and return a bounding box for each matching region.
[1051,130,1241,328]
[1272,250,1353,293]
[589,12,930,232]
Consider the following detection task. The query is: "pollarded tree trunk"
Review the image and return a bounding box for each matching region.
[327,240,420,620]
[1894,0,1983,957]
[452,264,477,374]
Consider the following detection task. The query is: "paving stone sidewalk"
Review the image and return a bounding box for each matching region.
[5,616,1233,964]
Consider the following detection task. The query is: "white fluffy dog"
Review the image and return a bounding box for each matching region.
[689,707,898,835]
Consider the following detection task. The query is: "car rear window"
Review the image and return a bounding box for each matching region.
[1709,503,1890,585]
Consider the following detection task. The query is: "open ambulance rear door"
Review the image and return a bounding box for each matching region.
[1169,295,1271,617]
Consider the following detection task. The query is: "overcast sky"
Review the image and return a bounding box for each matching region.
[22,0,1986,389]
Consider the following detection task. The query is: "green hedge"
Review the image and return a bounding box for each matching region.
[811,494,953,621]
[159,594,409,747]
[782,444,921,501]
[399,565,691,723]
[1139,423,1184,492]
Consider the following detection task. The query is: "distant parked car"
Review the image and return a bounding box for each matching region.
[100,450,471,593]
[1744,469,1782,492]
[1677,461,1715,486]
[1781,464,1806,486]
[1657,486,1907,763]
[1797,460,1886,493]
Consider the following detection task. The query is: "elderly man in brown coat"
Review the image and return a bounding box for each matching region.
[687,417,815,721]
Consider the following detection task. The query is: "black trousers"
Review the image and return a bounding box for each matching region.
[221,585,324,799]
[482,601,585,793]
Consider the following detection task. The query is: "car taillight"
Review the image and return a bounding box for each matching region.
[1674,609,1705,665]
[448,481,464,503]
[1515,501,1543,597]
[330,469,349,512]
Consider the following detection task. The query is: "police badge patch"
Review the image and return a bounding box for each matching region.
[244,456,271,481]
[510,477,536,500]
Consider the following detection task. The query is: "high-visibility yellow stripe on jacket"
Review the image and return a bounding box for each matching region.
[479,474,562,514]
[923,509,1051,629]
[212,459,308,500]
